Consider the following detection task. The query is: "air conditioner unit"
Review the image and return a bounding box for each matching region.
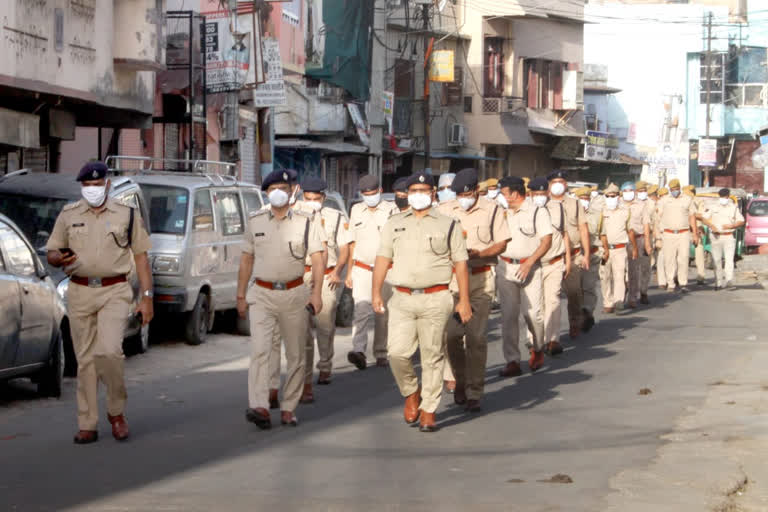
[448,123,467,146]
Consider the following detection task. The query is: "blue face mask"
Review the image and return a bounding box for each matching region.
[438,189,456,203]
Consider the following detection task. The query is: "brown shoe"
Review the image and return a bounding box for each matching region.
[640,294,650,305]
[73,430,98,445]
[465,399,481,413]
[569,325,580,338]
[347,351,367,370]
[299,383,314,404]
[403,389,421,424]
[280,411,298,427]
[546,341,564,356]
[529,350,545,372]
[454,385,467,405]
[419,410,438,432]
[245,407,272,430]
[107,414,129,441]
[317,371,332,385]
[444,380,456,393]
[603,306,615,314]
[375,357,389,368]
[499,361,522,378]
[628,301,638,309]
[269,388,280,410]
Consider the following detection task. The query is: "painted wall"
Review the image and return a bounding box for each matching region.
[0,1,160,114]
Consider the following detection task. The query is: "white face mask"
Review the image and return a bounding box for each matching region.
[82,185,107,207]
[306,200,322,212]
[719,197,730,206]
[579,199,590,210]
[268,188,290,208]
[363,192,381,208]
[408,192,432,211]
[496,194,509,209]
[591,191,599,199]
[438,189,456,203]
[637,191,648,201]
[458,196,477,211]
[605,196,619,210]
[550,182,566,197]
[487,189,499,199]
[532,195,548,208]
[622,191,635,202]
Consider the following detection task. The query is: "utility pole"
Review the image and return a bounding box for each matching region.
[422,3,432,171]
[369,0,387,178]
[703,11,713,186]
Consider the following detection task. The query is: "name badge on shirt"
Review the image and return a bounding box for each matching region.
[394,228,406,232]
[254,232,265,237]
[72,223,85,227]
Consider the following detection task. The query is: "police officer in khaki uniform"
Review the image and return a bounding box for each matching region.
[295,177,350,402]
[653,187,669,289]
[372,171,471,432]
[484,178,500,201]
[621,181,653,308]
[527,176,569,356]
[237,170,324,429]
[600,184,638,312]
[346,175,397,369]
[574,187,602,331]
[657,179,699,292]
[547,170,591,339]
[496,176,552,376]
[702,188,745,290]
[438,168,510,411]
[435,173,458,392]
[47,162,153,444]
[686,185,707,285]
[393,177,410,212]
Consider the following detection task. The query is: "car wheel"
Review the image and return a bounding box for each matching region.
[185,293,210,345]
[38,330,63,398]
[125,322,150,355]
[335,286,354,328]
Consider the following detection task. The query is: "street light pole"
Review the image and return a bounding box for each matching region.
[704,11,713,187]
[422,3,431,171]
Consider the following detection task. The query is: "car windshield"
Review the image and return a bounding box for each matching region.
[0,193,69,250]
[140,185,189,234]
[748,200,768,217]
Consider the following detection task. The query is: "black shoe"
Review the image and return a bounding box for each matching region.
[581,310,595,332]
[697,279,705,286]
[465,400,482,413]
[245,408,272,430]
[680,286,690,294]
[347,351,367,370]
[640,294,650,305]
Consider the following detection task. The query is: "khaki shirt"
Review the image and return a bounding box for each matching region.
[47,198,151,278]
[349,200,397,265]
[543,200,566,260]
[437,197,510,268]
[243,209,323,282]
[501,198,553,260]
[553,196,586,248]
[625,200,651,236]
[377,208,468,288]
[584,201,603,247]
[704,201,744,234]
[600,205,631,245]
[293,202,350,267]
[658,194,695,231]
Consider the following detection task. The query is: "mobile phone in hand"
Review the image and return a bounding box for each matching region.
[453,306,475,323]
[59,248,74,257]
[306,304,316,316]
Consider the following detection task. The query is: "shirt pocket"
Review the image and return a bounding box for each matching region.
[518,220,536,238]
[475,224,492,244]
[68,225,89,251]
[426,232,450,256]
[288,237,307,260]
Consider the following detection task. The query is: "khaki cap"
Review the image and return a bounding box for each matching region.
[658,187,669,196]
[647,184,659,195]
[635,180,648,190]
[668,178,681,188]
[573,186,591,197]
[605,183,620,194]
[485,178,499,187]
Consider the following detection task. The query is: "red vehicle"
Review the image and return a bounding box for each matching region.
[745,197,768,252]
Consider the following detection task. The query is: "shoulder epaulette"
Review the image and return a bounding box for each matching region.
[294,210,312,218]
[63,200,82,211]
[249,209,269,218]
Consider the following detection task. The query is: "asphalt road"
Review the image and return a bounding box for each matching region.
[1,277,766,511]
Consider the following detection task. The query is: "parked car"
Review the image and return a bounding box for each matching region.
[745,196,768,253]
[0,170,152,375]
[0,213,66,397]
[119,160,266,345]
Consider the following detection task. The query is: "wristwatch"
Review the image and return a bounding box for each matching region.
[142,290,154,299]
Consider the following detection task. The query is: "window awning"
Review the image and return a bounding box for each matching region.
[415,151,503,161]
[275,139,370,154]
[526,108,585,138]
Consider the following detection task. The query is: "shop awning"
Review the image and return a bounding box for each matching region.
[275,139,370,154]
[526,108,585,138]
[415,151,503,161]
[0,107,39,148]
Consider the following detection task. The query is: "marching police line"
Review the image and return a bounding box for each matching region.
[47,162,745,443]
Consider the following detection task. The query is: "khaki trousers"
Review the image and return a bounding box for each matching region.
[655,246,667,287]
[304,273,340,382]
[711,234,736,287]
[563,254,583,328]
[350,265,390,359]
[663,231,691,288]
[497,262,544,362]
[694,231,706,279]
[67,281,131,431]
[601,248,627,308]
[247,283,309,412]
[542,259,565,342]
[388,289,453,413]
[581,252,602,314]
[627,243,650,301]
[445,270,494,401]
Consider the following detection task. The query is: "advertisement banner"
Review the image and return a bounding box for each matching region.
[429,50,455,82]
[584,130,620,162]
[698,138,717,167]
[253,38,287,107]
[204,10,252,94]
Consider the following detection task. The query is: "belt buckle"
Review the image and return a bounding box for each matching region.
[411,288,425,295]
[273,281,287,291]
[88,277,102,288]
